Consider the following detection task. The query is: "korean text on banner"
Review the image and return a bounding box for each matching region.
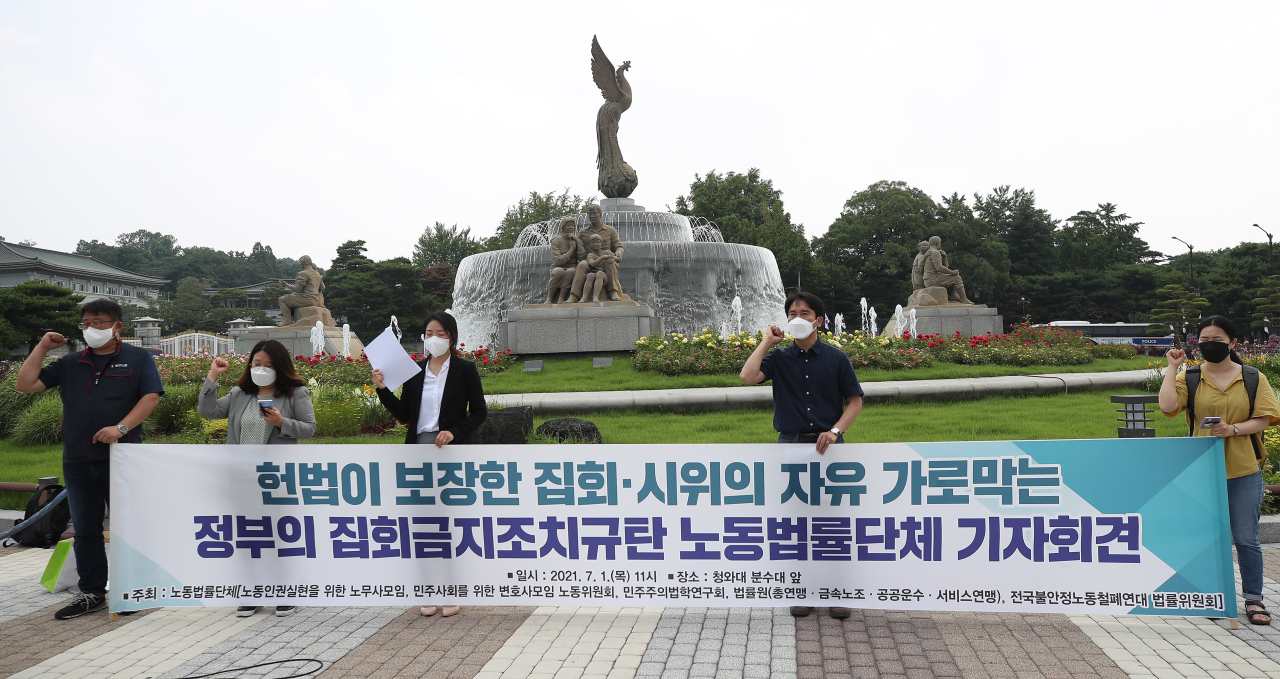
[109,439,1234,617]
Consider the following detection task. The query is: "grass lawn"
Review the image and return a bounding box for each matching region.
[532,390,1188,444]
[481,355,1156,395]
[0,439,63,512]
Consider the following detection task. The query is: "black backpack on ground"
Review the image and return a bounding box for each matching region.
[1185,364,1265,463]
[2,484,71,548]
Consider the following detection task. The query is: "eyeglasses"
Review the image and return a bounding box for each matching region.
[79,320,117,330]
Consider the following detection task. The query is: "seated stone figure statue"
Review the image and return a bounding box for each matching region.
[911,241,930,292]
[573,204,624,301]
[279,255,328,325]
[546,217,582,303]
[582,234,615,303]
[923,236,972,304]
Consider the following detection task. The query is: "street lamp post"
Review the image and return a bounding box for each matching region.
[974,235,987,302]
[1172,237,1195,291]
[1256,224,1273,275]
[1019,296,1028,320]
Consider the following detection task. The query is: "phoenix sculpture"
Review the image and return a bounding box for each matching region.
[591,36,638,198]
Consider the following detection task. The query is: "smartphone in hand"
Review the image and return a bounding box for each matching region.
[258,399,274,418]
[1200,416,1222,429]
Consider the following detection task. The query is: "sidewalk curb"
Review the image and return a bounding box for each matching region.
[490,369,1151,415]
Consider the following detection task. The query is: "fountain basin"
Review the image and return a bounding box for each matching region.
[454,212,787,351]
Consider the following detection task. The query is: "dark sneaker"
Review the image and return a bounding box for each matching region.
[790,606,812,617]
[274,606,297,617]
[236,606,262,617]
[830,607,852,619]
[55,592,107,620]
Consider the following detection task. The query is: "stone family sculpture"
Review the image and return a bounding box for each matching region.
[909,236,973,307]
[546,217,581,303]
[278,255,330,325]
[544,205,627,303]
[591,36,637,199]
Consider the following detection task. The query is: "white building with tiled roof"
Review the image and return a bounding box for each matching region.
[0,240,169,306]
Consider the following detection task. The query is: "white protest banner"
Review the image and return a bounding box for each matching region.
[111,439,1234,616]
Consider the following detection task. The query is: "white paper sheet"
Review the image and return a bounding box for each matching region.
[363,327,421,391]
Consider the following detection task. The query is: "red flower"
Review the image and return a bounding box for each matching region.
[483,359,489,364]
[295,355,303,359]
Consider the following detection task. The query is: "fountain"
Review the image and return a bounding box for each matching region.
[451,37,786,351]
[454,210,786,350]
[833,313,845,336]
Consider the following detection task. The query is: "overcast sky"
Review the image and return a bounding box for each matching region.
[1,2,1276,266]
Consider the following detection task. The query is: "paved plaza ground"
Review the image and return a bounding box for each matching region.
[5,546,1280,678]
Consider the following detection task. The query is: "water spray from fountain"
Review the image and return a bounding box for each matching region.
[909,308,918,337]
[868,307,878,337]
[453,211,786,347]
[893,304,904,336]
[833,313,845,336]
[860,298,869,334]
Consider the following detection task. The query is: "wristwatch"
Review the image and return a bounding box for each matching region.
[116,424,129,435]
[1233,426,1241,436]
[829,426,842,436]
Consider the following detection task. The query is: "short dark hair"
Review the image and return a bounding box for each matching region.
[80,298,123,323]
[238,339,306,397]
[426,311,460,352]
[784,292,825,320]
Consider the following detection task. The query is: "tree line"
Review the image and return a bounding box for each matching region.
[17,177,1273,347]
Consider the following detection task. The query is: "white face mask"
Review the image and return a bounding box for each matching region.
[82,325,117,349]
[250,367,276,386]
[425,336,451,358]
[787,317,816,340]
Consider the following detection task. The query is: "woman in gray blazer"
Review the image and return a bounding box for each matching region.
[200,339,317,445]
[198,338,316,618]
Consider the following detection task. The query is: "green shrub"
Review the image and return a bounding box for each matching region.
[314,400,361,438]
[145,429,213,444]
[147,385,201,435]
[13,394,63,446]
[0,374,53,438]
[1090,343,1138,359]
[181,408,206,434]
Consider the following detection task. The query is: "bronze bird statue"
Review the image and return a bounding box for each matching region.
[591,36,638,199]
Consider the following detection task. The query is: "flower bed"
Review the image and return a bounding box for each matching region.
[155,345,515,387]
[632,330,934,376]
[918,325,1095,367]
[633,324,1106,376]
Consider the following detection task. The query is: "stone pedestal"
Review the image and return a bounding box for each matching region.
[499,303,663,354]
[882,306,1003,337]
[283,305,334,327]
[235,327,366,358]
[600,197,646,212]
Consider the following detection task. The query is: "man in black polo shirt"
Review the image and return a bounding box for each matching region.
[740,291,863,619]
[16,299,163,620]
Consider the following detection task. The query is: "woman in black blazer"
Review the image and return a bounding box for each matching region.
[372,311,486,619]
[373,311,487,447]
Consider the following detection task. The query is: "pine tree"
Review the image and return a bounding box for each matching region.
[1252,275,1280,337]
[1148,284,1209,346]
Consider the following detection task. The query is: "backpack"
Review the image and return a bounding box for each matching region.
[1185,364,1265,464]
[2,484,70,549]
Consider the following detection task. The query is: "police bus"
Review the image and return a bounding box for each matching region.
[1047,321,1174,353]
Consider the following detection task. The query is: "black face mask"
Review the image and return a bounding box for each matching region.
[1199,340,1233,364]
